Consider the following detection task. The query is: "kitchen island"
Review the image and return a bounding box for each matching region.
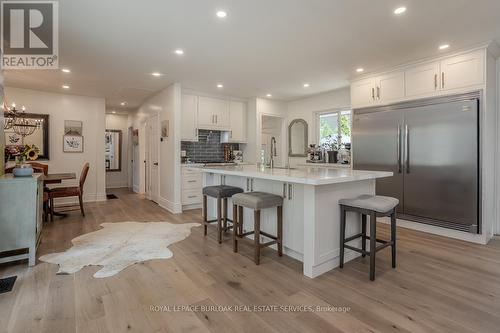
[196,164,392,278]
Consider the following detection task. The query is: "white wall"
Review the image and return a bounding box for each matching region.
[286,88,351,166]
[105,113,129,188]
[4,87,106,202]
[130,83,182,213]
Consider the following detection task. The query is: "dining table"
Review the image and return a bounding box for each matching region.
[43,172,77,218]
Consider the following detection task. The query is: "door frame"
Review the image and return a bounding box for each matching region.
[145,113,160,203]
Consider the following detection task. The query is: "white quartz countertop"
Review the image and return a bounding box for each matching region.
[194,165,392,186]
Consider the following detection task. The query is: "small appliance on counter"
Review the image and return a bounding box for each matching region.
[180,150,188,163]
[233,150,243,164]
[307,144,324,163]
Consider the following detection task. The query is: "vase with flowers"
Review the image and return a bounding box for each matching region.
[4,144,40,177]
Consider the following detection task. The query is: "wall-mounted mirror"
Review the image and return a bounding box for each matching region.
[105,129,122,172]
[4,113,50,160]
[288,119,308,157]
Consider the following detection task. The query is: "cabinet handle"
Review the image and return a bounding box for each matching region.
[215,115,218,124]
[250,179,254,191]
[442,72,445,88]
[434,74,438,89]
[246,178,250,191]
[283,183,287,199]
[187,180,197,183]
[187,195,198,199]
[288,184,292,200]
[376,86,380,99]
[371,87,375,100]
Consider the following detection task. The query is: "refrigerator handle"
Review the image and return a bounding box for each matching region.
[405,125,410,173]
[397,125,402,173]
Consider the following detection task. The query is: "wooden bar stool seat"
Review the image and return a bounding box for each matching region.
[202,185,244,244]
[338,194,399,281]
[232,192,283,265]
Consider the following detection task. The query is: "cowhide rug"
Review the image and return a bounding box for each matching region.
[39,222,200,278]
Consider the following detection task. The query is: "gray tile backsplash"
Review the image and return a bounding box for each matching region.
[181,130,239,162]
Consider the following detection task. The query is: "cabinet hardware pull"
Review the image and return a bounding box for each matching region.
[434,74,438,89]
[441,72,445,88]
[246,178,250,191]
[371,87,375,100]
[250,179,254,191]
[187,180,197,183]
[283,183,287,199]
[188,195,197,199]
[397,125,402,173]
[288,184,292,200]
[376,86,380,99]
[405,125,410,174]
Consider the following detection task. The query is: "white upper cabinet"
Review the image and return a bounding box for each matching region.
[351,49,487,109]
[376,71,405,104]
[405,62,440,98]
[198,96,230,130]
[440,50,484,91]
[351,78,377,108]
[226,101,246,143]
[181,94,198,141]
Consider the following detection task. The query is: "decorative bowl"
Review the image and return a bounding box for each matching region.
[13,166,34,177]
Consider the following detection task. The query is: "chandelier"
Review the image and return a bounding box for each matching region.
[3,102,17,130]
[3,102,43,137]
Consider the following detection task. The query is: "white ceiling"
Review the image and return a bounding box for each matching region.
[5,0,500,110]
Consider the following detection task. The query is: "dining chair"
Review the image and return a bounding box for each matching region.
[48,163,90,220]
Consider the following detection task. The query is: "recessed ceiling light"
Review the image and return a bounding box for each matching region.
[356,68,364,73]
[394,6,407,15]
[120,102,127,106]
[174,49,184,55]
[439,44,450,50]
[217,83,223,88]
[303,83,310,88]
[61,68,71,73]
[216,10,227,18]
[266,94,272,97]
[62,84,70,89]
[151,72,161,77]
[111,111,116,114]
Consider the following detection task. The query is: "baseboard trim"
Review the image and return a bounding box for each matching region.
[53,192,106,205]
[157,196,182,214]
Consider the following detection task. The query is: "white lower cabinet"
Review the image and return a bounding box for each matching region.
[181,167,202,207]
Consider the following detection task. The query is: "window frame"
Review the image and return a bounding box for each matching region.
[315,108,352,148]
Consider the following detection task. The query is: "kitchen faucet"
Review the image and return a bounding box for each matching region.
[269,136,277,168]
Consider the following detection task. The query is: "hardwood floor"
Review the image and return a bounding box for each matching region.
[1,188,500,333]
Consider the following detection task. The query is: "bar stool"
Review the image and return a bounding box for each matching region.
[202,185,244,244]
[338,194,399,281]
[232,192,283,265]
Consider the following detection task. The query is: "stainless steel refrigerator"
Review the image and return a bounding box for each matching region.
[352,92,480,233]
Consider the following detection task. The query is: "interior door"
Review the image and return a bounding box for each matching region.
[148,114,160,203]
[352,110,404,211]
[402,100,478,229]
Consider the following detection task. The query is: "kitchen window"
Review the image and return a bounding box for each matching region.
[317,110,352,149]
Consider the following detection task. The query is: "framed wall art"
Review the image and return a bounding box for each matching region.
[63,134,84,153]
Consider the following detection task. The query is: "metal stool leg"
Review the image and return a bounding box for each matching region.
[339,206,346,269]
[369,211,377,281]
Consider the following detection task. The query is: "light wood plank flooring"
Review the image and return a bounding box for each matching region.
[1,188,500,333]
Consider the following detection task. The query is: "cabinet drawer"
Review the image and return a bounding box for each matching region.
[182,167,202,176]
[182,189,202,205]
[182,174,202,189]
